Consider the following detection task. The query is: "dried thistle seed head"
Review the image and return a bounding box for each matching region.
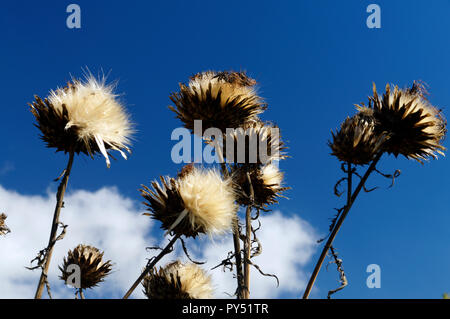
[59,244,112,289]
[141,165,237,238]
[30,75,133,168]
[0,213,10,236]
[169,71,266,134]
[232,164,288,208]
[368,82,446,162]
[329,109,386,165]
[219,120,287,165]
[142,261,213,299]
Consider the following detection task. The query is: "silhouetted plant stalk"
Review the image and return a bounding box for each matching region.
[28,74,133,298]
[243,172,255,299]
[304,81,446,298]
[221,161,245,299]
[123,234,181,299]
[302,157,381,299]
[34,151,75,299]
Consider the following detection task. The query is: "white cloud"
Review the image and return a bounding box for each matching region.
[0,185,317,299]
[0,185,153,299]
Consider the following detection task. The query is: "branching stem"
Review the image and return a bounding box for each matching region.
[123,234,180,299]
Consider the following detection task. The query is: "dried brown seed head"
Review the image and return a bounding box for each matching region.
[169,71,266,134]
[59,244,112,289]
[368,82,446,163]
[329,109,386,165]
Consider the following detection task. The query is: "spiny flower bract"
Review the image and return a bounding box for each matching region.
[368,82,446,163]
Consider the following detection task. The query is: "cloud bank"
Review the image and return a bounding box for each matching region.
[0,185,317,299]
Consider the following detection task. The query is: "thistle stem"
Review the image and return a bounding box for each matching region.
[218,157,245,299]
[123,234,180,299]
[243,204,252,299]
[35,151,75,299]
[302,153,382,299]
[243,171,255,299]
[79,289,85,299]
[232,219,245,299]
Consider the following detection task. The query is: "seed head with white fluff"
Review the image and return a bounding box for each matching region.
[30,75,133,167]
[141,165,237,238]
[143,261,213,299]
[169,71,266,134]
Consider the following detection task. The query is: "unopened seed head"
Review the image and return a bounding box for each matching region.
[59,244,112,289]
[329,109,386,165]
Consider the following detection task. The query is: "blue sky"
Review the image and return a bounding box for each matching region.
[1,0,450,299]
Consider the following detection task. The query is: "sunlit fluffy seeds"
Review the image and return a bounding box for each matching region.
[368,82,446,163]
[59,244,112,289]
[30,76,133,167]
[0,213,10,236]
[141,166,237,238]
[169,71,266,134]
[220,120,287,165]
[232,164,288,208]
[143,261,213,299]
[329,108,387,165]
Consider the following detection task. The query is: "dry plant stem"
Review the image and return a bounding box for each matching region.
[243,204,252,299]
[232,219,244,299]
[35,151,75,299]
[243,171,255,299]
[123,234,180,299]
[302,153,382,299]
[219,156,244,299]
[79,289,85,299]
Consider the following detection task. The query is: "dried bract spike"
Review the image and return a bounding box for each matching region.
[143,261,213,299]
[232,164,289,208]
[329,109,386,165]
[30,76,133,167]
[368,83,446,162]
[59,244,112,289]
[0,213,10,236]
[169,71,266,134]
[141,166,237,238]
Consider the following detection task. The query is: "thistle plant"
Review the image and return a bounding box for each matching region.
[303,81,446,298]
[123,164,237,298]
[168,70,289,299]
[28,74,133,299]
[59,244,112,299]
